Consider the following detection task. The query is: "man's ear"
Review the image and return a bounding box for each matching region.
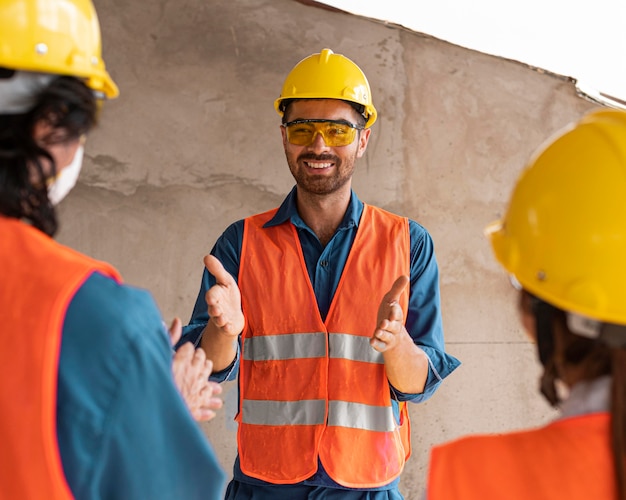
[356,127,371,158]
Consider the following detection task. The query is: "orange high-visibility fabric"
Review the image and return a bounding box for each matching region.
[0,217,120,500]
[237,204,411,488]
[428,412,616,500]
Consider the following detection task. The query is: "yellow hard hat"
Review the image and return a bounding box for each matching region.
[485,109,626,325]
[274,48,377,128]
[0,0,118,99]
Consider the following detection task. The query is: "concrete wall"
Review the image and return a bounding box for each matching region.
[57,0,598,496]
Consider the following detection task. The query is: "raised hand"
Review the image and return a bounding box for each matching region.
[168,317,223,422]
[204,254,245,338]
[370,275,410,353]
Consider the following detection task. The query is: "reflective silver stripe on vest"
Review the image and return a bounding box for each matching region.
[243,332,326,361]
[242,399,326,425]
[328,400,396,432]
[243,332,384,363]
[329,333,384,364]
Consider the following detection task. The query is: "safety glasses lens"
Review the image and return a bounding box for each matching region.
[285,120,358,146]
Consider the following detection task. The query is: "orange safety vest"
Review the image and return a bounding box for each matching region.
[0,217,121,500]
[237,204,411,488]
[427,412,616,500]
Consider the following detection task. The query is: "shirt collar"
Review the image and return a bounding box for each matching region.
[560,375,611,418]
[264,186,364,231]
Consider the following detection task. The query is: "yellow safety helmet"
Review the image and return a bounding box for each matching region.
[485,109,626,326]
[274,48,377,128]
[0,0,118,99]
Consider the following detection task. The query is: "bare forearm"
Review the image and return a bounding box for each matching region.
[199,322,238,373]
[383,331,429,394]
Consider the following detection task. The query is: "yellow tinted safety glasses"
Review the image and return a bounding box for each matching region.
[283,119,363,147]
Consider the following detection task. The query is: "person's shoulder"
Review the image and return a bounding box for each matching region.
[59,272,171,433]
[431,425,549,460]
[432,432,499,455]
[80,270,159,310]
[406,218,432,235]
[363,202,405,221]
[217,218,245,240]
[213,219,246,258]
[69,271,165,345]
[363,203,426,229]
[408,220,435,251]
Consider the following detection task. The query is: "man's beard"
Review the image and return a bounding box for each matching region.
[287,152,356,195]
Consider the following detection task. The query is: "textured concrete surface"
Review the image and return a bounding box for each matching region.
[56,0,598,496]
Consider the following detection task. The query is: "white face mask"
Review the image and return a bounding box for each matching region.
[47,145,84,205]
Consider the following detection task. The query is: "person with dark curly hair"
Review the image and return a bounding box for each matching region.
[0,1,225,498]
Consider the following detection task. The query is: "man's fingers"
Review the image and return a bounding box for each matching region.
[385,275,410,304]
[388,302,404,322]
[175,341,194,361]
[203,358,213,375]
[370,336,387,352]
[192,389,224,421]
[192,408,217,422]
[208,381,222,395]
[204,254,235,287]
[191,345,207,368]
[168,317,182,346]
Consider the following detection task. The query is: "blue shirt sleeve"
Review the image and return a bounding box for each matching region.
[57,272,226,500]
[180,221,244,383]
[395,220,461,403]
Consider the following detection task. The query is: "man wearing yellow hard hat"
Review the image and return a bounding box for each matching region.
[179,48,461,499]
[427,109,626,499]
[0,0,226,498]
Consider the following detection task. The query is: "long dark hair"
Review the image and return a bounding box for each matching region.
[0,72,98,236]
[520,289,626,499]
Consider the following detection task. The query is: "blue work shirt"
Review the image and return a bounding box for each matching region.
[181,188,460,493]
[58,272,226,499]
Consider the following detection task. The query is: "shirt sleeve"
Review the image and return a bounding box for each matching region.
[397,220,461,403]
[57,272,226,500]
[179,220,244,382]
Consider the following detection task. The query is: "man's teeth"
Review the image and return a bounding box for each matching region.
[306,162,333,169]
